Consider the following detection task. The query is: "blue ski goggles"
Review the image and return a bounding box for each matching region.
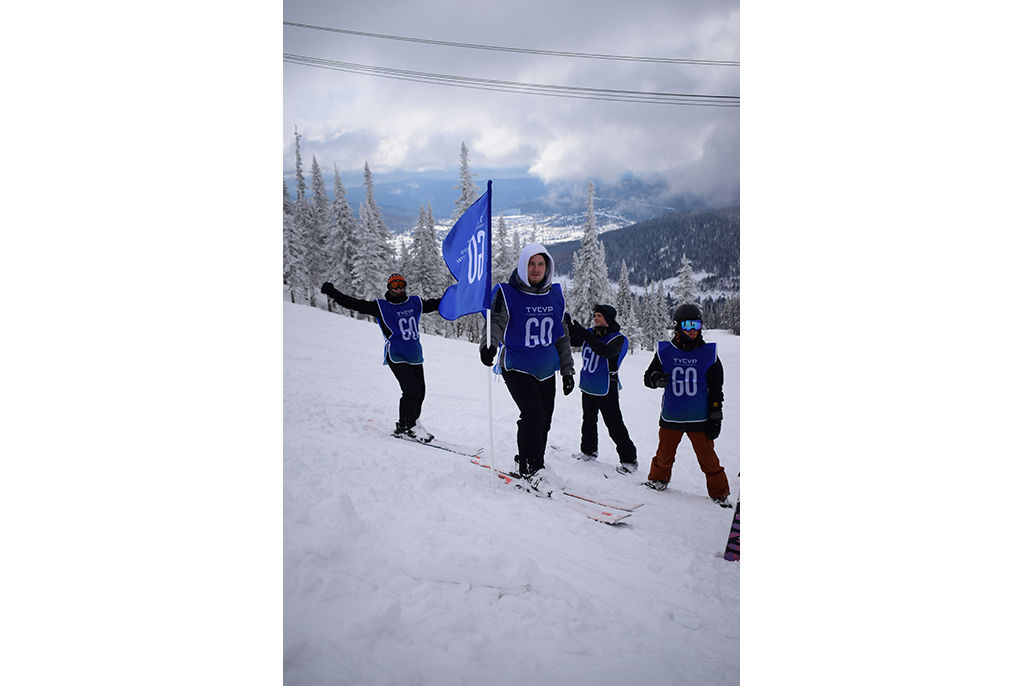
[679,319,703,331]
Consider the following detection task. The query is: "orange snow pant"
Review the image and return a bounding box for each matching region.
[647,427,730,499]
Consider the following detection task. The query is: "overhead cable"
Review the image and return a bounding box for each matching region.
[283,54,739,107]
[283,21,739,67]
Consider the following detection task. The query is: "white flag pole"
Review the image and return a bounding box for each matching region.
[486,309,497,493]
[484,181,497,493]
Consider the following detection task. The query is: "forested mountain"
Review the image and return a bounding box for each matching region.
[546,206,740,291]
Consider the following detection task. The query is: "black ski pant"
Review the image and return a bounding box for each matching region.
[502,370,556,476]
[580,386,637,463]
[388,360,425,429]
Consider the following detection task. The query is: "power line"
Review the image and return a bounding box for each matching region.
[284,54,739,107]
[283,21,739,67]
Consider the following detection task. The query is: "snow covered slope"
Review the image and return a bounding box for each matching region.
[284,301,741,685]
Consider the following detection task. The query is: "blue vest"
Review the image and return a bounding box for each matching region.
[579,331,628,396]
[375,296,424,365]
[657,341,717,425]
[496,283,566,380]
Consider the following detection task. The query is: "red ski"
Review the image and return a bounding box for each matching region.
[470,456,637,524]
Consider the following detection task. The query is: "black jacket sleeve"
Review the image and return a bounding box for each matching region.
[644,353,664,388]
[321,283,382,318]
[585,334,623,361]
[707,356,724,405]
[422,297,442,314]
[480,288,507,353]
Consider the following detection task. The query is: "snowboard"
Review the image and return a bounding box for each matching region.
[723,501,740,561]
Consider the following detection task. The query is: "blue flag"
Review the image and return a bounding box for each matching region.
[438,181,492,320]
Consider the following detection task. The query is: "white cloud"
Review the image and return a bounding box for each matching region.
[284,0,740,203]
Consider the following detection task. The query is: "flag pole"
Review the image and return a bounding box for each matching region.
[486,309,496,493]
[484,181,496,493]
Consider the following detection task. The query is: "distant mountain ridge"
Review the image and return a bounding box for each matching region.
[291,173,736,232]
[545,206,740,291]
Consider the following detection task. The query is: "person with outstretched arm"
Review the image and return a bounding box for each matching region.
[321,273,441,442]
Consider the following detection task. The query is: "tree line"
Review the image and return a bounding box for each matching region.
[284,131,740,347]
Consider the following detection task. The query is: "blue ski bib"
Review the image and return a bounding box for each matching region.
[375,296,424,365]
[657,341,717,424]
[496,283,566,380]
[579,331,628,396]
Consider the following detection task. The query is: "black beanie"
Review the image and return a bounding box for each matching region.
[594,304,618,326]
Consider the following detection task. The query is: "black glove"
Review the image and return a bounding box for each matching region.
[320,282,333,295]
[562,375,575,395]
[567,317,587,339]
[645,370,671,388]
[480,345,497,366]
[707,401,723,440]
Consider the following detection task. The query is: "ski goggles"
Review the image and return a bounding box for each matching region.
[679,319,703,331]
[388,277,407,290]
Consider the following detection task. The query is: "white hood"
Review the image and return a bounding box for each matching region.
[516,242,553,290]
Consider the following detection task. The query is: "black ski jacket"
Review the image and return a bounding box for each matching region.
[644,333,724,432]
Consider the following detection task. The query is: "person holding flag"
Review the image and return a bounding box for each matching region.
[320,274,441,442]
[479,243,575,495]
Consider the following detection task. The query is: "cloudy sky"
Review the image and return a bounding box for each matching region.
[283,0,740,207]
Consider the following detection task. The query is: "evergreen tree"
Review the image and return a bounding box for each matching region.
[283,179,295,285]
[639,279,654,352]
[407,203,449,335]
[615,259,633,325]
[326,163,358,315]
[305,155,330,305]
[630,291,646,351]
[350,203,376,310]
[615,260,639,354]
[452,142,481,219]
[282,200,305,305]
[287,130,313,304]
[365,163,395,273]
[406,205,430,290]
[511,228,522,270]
[656,280,671,334]
[567,181,613,322]
[293,126,306,203]
[398,236,409,271]
[721,295,741,335]
[350,163,396,304]
[672,253,699,310]
[429,200,459,339]
[493,214,517,281]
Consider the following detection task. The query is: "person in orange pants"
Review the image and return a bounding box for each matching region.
[642,304,731,508]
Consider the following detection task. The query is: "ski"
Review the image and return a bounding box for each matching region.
[561,489,643,513]
[561,497,631,524]
[364,419,484,457]
[723,501,740,561]
[391,432,484,457]
[470,456,637,523]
